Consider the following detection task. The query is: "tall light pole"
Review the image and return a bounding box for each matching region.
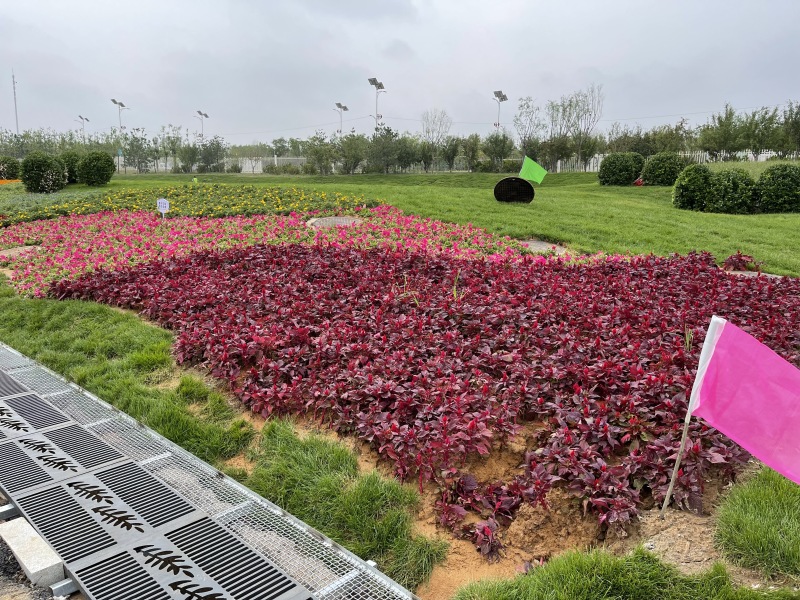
[75,115,90,143]
[111,98,130,173]
[333,102,349,135]
[194,110,209,141]
[493,90,508,132]
[11,70,19,135]
[368,77,386,132]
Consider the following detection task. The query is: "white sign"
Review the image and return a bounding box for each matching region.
[157,198,170,218]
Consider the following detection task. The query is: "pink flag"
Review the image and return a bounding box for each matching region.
[689,316,800,485]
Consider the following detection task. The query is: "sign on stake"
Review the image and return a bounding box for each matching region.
[156,198,170,220]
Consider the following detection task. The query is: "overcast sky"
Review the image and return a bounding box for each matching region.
[1,0,799,144]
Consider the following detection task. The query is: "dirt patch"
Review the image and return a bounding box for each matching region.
[0,246,40,262]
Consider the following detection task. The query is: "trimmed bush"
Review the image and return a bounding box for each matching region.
[77,151,115,186]
[672,164,713,211]
[226,162,243,173]
[755,163,800,213]
[598,152,645,186]
[0,155,20,179]
[641,152,690,186]
[20,152,67,193]
[706,169,758,214]
[59,150,83,184]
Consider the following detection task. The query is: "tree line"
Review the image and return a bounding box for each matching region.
[2,92,799,175]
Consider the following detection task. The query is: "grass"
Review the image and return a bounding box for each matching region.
[716,468,800,578]
[4,171,798,275]
[453,548,799,600]
[0,274,445,590]
[244,419,448,589]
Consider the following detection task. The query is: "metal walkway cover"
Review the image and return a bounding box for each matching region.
[0,344,416,600]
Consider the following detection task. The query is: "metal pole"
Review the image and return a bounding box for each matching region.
[340,110,343,135]
[12,70,19,135]
[497,101,501,132]
[375,91,379,132]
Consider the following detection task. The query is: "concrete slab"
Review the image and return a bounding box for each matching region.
[0,519,64,588]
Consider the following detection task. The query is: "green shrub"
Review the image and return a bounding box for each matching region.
[262,163,278,174]
[707,168,758,214]
[226,162,243,173]
[641,152,690,186]
[673,164,713,211]
[598,152,645,185]
[20,152,67,193]
[301,162,318,175]
[59,150,83,184]
[280,164,302,175]
[755,163,800,213]
[0,155,20,179]
[77,151,115,186]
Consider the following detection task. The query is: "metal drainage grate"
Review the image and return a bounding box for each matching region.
[0,443,53,493]
[166,517,313,600]
[43,424,124,469]
[4,393,71,429]
[95,462,195,528]
[15,486,116,563]
[0,370,29,398]
[0,347,33,371]
[0,344,416,600]
[74,552,170,600]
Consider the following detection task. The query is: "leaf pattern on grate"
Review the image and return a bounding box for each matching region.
[91,506,145,532]
[167,518,302,600]
[4,394,70,429]
[44,424,122,468]
[19,438,56,454]
[0,443,51,492]
[35,455,79,472]
[0,416,29,432]
[135,544,195,577]
[16,486,115,563]
[0,371,28,398]
[67,481,114,504]
[96,462,195,527]
[75,552,170,600]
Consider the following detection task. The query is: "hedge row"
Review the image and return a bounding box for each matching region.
[599,152,690,187]
[673,163,800,214]
[18,151,115,193]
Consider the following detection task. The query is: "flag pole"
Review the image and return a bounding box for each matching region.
[659,408,692,519]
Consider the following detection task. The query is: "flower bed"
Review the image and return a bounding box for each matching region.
[0,183,375,227]
[53,245,800,527]
[0,206,526,296]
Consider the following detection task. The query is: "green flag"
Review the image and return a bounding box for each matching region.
[519,156,547,184]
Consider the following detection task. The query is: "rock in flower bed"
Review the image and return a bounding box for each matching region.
[53,245,800,528]
[0,206,526,296]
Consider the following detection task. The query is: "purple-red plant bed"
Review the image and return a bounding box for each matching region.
[54,246,800,527]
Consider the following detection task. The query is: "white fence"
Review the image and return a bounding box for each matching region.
[556,150,800,174]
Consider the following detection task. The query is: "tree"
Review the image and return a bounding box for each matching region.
[338,133,369,174]
[697,104,745,161]
[418,140,435,172]
[782,101,800,154]
[441,136,460,171]
[647,119,694,154]
[123,128,153,173]
[741,107,780,160]
[367,126,399,173]
[420,108,452,150]
[395,135,420,171]
[288,137,305,157]
[462,134,481,172]
[305,131,337,175]
[199,135,228,172]
[569,83,604,168]
[235,143,271,174]
[178,142,199,173]
[161,125,183,172]
[272,137,289,157]
[541,97,575,170]
[481,132,514,170]
[514,96,545,160]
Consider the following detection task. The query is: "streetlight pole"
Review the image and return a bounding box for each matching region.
[333,103,349,135]
[368,78,386,132]
[12,70,19,135]
[194,111,209,141]
[110,98,130,173]
[493,90,508,132]
[75,115,90,143]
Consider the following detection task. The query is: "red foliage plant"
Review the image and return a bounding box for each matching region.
[53,246,800,527]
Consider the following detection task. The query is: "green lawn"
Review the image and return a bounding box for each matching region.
[4,171,796,275]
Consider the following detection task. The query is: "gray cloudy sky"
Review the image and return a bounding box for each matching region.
[1,0,799,144]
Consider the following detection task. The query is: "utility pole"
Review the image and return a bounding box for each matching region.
[12,70,19,134]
